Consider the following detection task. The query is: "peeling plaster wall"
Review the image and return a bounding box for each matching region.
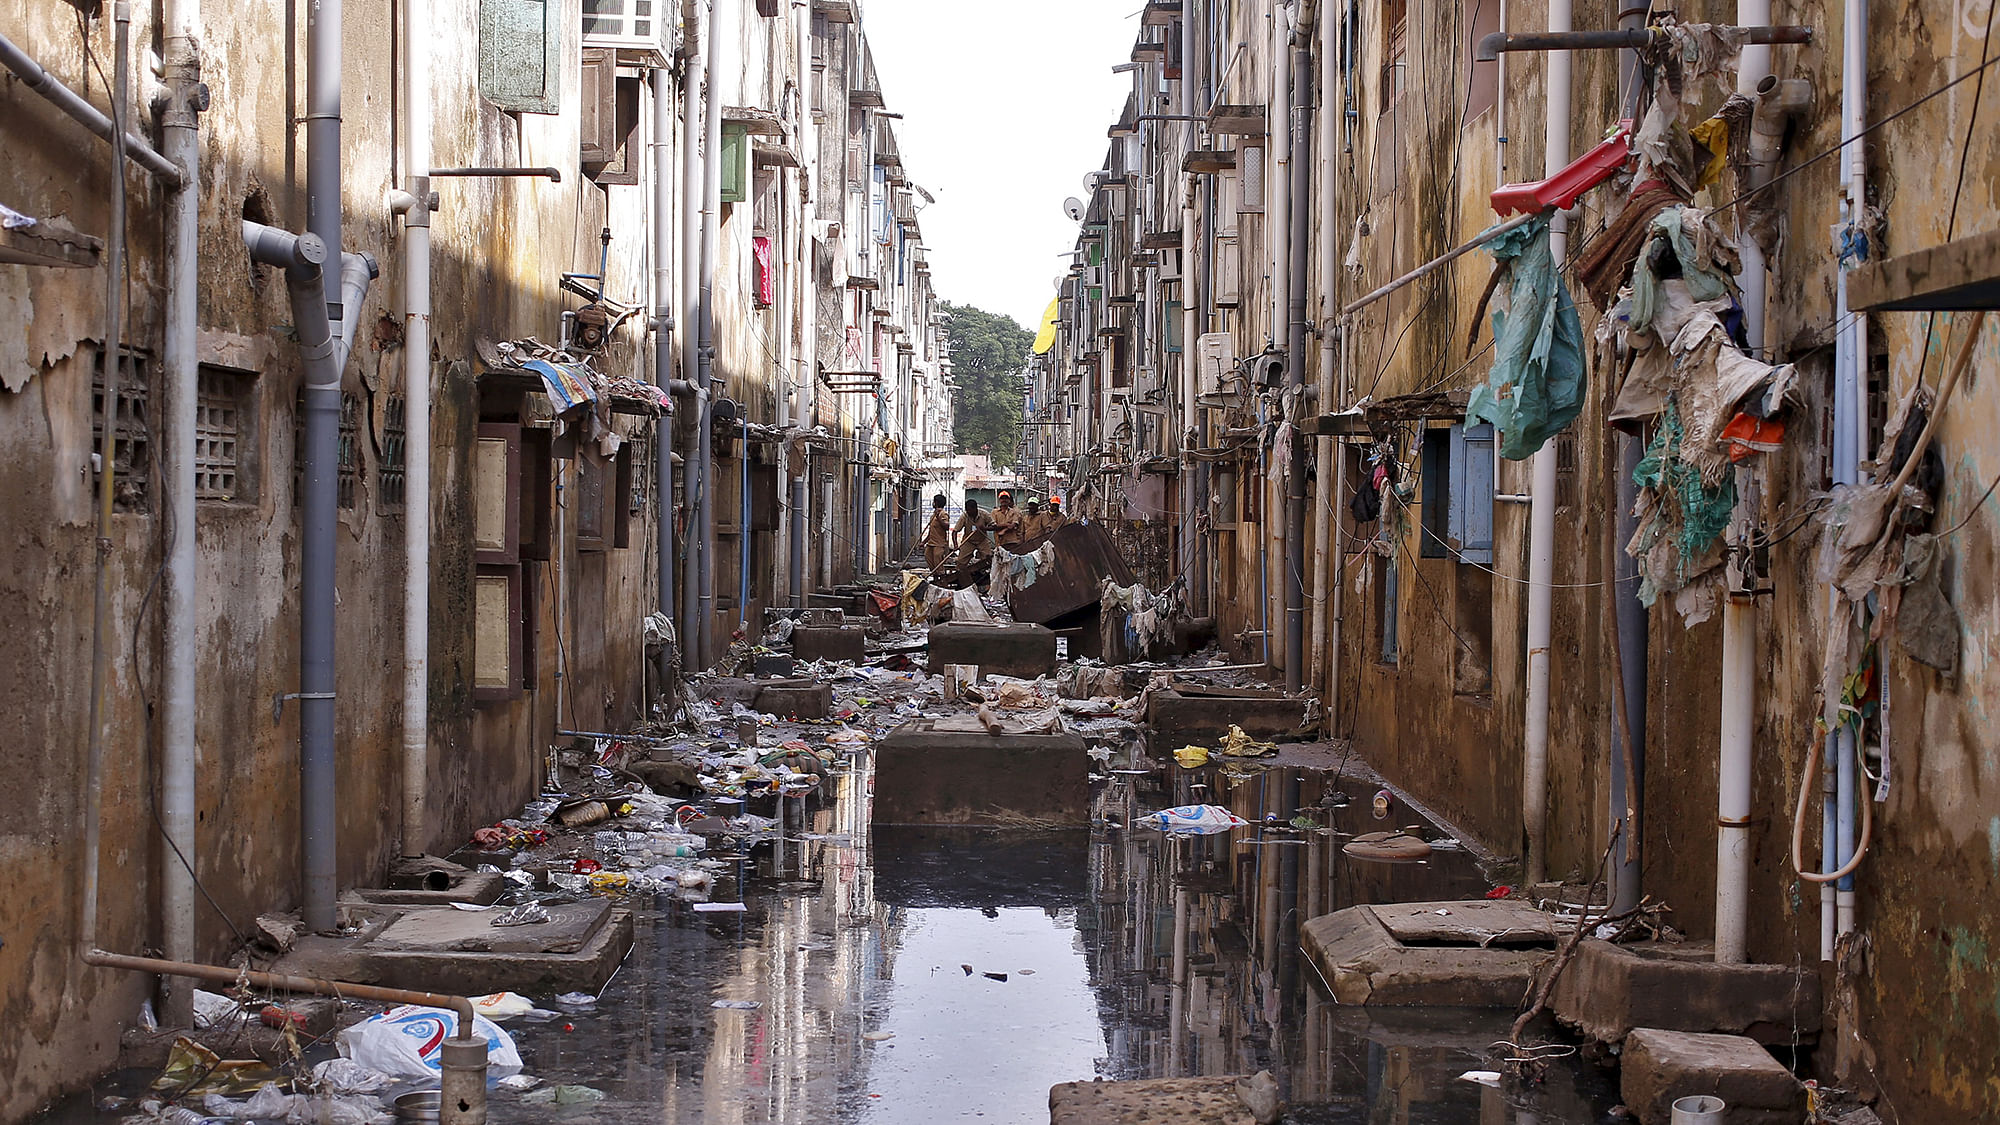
[0,0,658,1116]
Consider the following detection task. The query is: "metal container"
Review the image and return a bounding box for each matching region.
[393,1091,440,1125]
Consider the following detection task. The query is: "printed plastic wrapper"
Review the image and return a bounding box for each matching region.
[1138,804,1249,835]
[336,1004,522,1082]
[470,992,536,1020]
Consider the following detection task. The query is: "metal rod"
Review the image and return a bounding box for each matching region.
[1341,211,1537,316]
[82,950,482,1041]
[0,31,186,186]
[428,166,564,181]
[1474,24,1811,62]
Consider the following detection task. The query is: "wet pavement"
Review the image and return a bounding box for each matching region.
[45,672,1622,1125]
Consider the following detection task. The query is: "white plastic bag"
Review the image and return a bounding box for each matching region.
[470,992,536,1020]
[335,1005,522,1081]
[1138,804,1249,835]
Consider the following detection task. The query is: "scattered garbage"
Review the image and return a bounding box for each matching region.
[190,990,240,1030]
[1342,831,1434,862]
[1137,804,1250,835]
[471,992,537,1020]
[862,1031,895,1042]
[152,1039,281,1096]
[495,1074,542,1092]
[310,1058,397,1095]
[489,903,551,927]
[1458,1070,1503,1089]
[553,992,598,1008]
[336,1005,522,1082]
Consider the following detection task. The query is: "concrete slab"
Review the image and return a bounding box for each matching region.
[366,899,610,954]
[1049,1077,1254,1125]
[1148,681,1312,743]
[1300,900,1557,1006]
[754,680,832,719]
[928,622,1058,678]
[793,624,866,663]
[275,900,634,998]
[1549,939,1821,1046]
[874,718,1088,826]
[1621,1028,1804,1125]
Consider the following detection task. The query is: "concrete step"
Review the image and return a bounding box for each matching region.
[928,621,1059,679]
[1620,1028,1804,1125]
[1146,681,1312,743]
[1549,939,1821,1046]
[1049,1077,1255,1125]
[1299,899,1558,1006]
[874,716,1088,826]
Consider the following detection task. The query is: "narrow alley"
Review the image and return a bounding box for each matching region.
[4,0,1999,1122]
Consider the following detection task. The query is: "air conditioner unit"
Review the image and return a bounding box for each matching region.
[583,0,678,62]
[1196,332,1235,398]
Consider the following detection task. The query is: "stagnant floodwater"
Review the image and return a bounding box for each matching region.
[494,757,1617,1124]
[48,752,1619,1125]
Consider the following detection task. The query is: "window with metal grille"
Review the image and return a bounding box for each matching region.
[379,394,407,509]
[1554,429,1577,510]
[194,365,257,503]
[91,348,151,513]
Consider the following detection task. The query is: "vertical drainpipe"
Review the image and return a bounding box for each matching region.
[1523,0,1571,887]
[680,5,708,665]
[1610,0,1648,917]
[299,0,347,933]
[397,0,433,863]
[159,0,202,1026]
[696,0,728,659]
[1829,0,1870,955]
[652,66,677,648]
[1715,0,1773,967]
[788,0,810,611]
[1283,3,1314,696]
[1311,0,1338,709]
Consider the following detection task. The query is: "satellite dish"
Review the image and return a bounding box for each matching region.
[1083,171,1108,192]
[1062,197,1086,221]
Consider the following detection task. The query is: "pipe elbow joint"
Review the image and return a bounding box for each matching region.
[1748,77,1815,166]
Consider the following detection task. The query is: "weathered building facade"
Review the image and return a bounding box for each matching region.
[0,0,947,1115]
[1034,0,2000,1117]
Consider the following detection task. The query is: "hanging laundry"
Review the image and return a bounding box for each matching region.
[1465,214,1587,460]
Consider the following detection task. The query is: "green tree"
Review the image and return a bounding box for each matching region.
[942,301,1032,466]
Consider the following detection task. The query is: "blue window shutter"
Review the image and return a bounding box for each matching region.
[1457,423,1495,563]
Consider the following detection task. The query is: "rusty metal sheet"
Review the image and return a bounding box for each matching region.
[1007,521,1137,625]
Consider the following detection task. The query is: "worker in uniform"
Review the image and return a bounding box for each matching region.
[923,493,953,570]
[1044,496,1069,531]
[952,497,994,568]
[1020,500,1047,542]
[991,489,1025,550]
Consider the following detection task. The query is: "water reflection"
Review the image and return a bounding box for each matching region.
[497,753,1613,1124]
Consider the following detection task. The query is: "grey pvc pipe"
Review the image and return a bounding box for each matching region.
[678,8,706,665]
[158,2,202,1028]
[1283,28,1313,695]
[789,478,807,609]
[0,31,185,186]
[695,0,728,660]
[1475,25,1811,62]
[1611,432,1647,913]
[651,68,677,629]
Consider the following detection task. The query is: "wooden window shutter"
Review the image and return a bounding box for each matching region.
[720,122,750,203]
[473,423,522,565]
[580,49,617,162]
[1452,423,1495,563]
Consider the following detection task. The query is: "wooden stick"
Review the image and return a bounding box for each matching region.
[1509,822,1622,1045]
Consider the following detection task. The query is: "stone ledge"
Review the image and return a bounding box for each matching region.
[1621,1028,1804,1125]
[1549,940,1821,1046]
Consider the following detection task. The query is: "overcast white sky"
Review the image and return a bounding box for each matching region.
[856,0,1140,331]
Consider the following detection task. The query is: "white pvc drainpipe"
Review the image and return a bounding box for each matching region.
[1523,0,1570,886]
[397,0,434,860]
[1716,0,1774,968]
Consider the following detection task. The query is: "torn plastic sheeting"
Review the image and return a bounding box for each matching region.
[1627,401,1735,613]
[1138,804,1250,835]
[1630,207,1738,337]
[1465,214,1587,460]
[1667,310,1792,485]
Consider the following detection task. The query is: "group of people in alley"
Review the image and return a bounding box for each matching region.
[922,489,1068,573]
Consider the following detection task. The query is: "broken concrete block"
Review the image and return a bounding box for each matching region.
[1549,939,1821,1046]
[1148,681,1312,744]
[753,653,797,678]
[701,677,766,709]
[755,680,832,720]
[1049,1077,1255,1125]
[927,622,1057,679]
[253,913,304,955]
[281,900,635,996]
[874,715,1087,826]
[1298,900,1558,1006]
[791,624,866,663]
[1620,1029,1804,1125]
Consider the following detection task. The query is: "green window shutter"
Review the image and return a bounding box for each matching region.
[720,123,749,203]
[480,0,562,115]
